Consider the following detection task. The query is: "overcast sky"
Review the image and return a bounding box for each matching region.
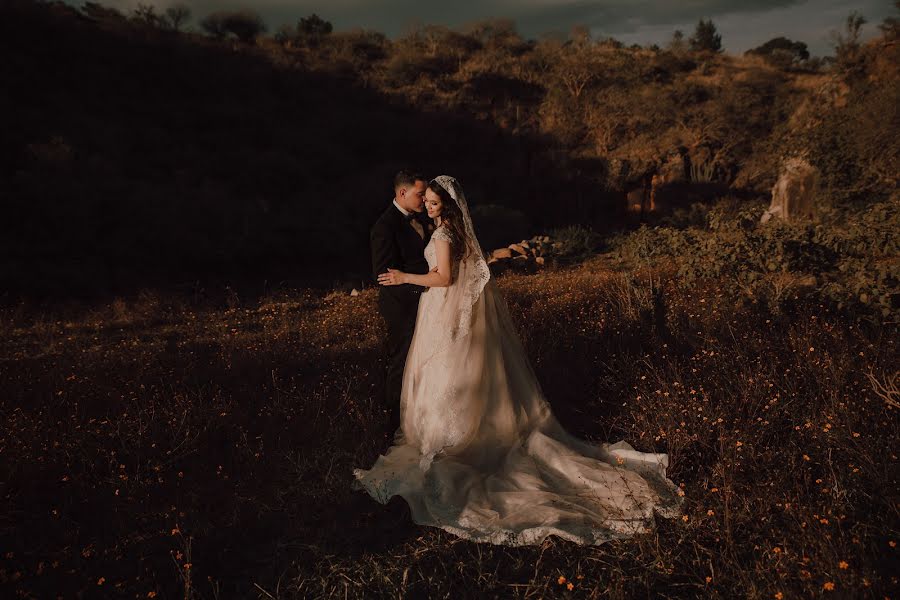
[73,0,894,57]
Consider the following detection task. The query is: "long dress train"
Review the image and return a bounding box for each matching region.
[353,179,683,546]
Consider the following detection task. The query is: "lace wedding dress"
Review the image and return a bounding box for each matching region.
[353,176,683,546]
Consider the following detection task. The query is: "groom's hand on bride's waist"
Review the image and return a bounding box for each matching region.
[378,268,406,286]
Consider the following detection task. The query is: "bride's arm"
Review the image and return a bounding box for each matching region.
[378,240,453,288]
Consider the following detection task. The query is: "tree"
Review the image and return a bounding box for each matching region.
[668,29,687,54]
[830,10,866,66]
[326,29,389,79]
[689,19,722,53]
[295,13,332,47]
[570,25,591,46]
[81,2,125,22]
[200,12,227,40]
[419,24,448,56]
[165,3,191,32]
[439,30,482,69]
[555,44,600,100]
[746,37,810,67]
[598,36,624,49]
[131,3,163,27]
[298,13,333,37]
[221,10,267,44]
[879,1,900,41]
[551,36,631,101]
[466,18,521,52]
[274,24,295,45]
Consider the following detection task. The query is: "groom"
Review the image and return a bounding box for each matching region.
[370,170,432,436]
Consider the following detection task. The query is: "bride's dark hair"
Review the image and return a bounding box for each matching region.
[428,180,470,263]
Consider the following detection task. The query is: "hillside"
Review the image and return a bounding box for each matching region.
[1,2,554,297]
[4,0,896,299]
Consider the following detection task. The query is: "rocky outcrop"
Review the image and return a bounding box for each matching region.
[761,157,819,224]
[487,236,554,273]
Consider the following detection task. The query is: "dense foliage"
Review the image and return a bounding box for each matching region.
[611,195,899,323]
[3,0,896,299]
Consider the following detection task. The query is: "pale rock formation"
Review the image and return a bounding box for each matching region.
[761,157,819,224]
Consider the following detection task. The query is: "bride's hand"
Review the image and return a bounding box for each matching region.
[378,268,406,286]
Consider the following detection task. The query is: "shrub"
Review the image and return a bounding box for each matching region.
[688,19,722,54]
[549,225,600,261]
[745,37,810,68]
[610,196,899,322]
[201,10,266,43]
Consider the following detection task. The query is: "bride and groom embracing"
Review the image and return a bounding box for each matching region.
[353,171,683,546]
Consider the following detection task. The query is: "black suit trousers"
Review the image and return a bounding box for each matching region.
[379,294,418,433]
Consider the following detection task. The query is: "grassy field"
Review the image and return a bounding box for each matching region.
[0,256,897,598]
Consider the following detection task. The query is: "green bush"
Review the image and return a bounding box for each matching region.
[610,197,899,322]
[548,224,600,261]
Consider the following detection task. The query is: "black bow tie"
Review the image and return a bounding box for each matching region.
[405,212,423,223]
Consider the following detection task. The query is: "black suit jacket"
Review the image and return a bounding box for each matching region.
[370,204,432,319]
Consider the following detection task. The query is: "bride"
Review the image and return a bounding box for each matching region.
[352,175,683,546]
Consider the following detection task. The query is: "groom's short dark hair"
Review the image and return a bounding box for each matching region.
[394,170,426,190]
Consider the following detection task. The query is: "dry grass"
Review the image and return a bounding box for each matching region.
[0,259,896,598]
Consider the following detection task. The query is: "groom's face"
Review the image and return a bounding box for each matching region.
[398,180,427,213]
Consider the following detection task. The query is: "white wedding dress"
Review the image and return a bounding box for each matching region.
[353,176,683,546]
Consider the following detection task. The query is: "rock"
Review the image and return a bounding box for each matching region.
[485,235,556,273]
[350,288,360,297]
[761,157,819,224]
[796,275,817,288]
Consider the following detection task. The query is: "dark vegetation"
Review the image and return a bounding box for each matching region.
[1,261,896,598]
[3,0,896,301]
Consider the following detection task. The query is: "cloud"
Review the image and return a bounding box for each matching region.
[604,0,893,56]
[502,0,809,34]
[66,0,806,33]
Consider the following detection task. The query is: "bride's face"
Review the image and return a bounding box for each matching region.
[424,188,443,220]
